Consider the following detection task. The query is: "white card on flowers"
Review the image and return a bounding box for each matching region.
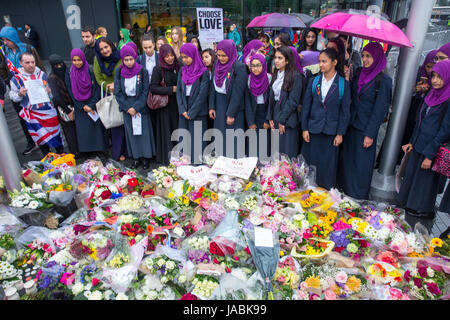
[210,156,258,180]
[254,227,273,248]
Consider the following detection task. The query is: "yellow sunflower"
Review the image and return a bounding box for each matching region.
[431,238,443,248]
[305,275,321,288]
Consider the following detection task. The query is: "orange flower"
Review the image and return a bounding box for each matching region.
[211,192,218,201]
[198,186,205,193]
[127,231,135,237]
[146,225,154,234]
[346,276,361,292]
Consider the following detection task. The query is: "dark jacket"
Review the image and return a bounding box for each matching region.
[25,28,39,49]
[137,52,159,70]
[208,60,248,118]
[0,75,5,101]
[176,69,210,119]
[114,67,149,115]
[410,101,450,160]
[350,72,392,139]
[83,45,96,66]
[244,85,270,127]
[48,73,73,115]
[302,73,351,136]
[267,72,304,128]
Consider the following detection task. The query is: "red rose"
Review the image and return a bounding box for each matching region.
[209,242,224,256]
[100,190,112,200]
[244,246,251,255]
[213,258,219,264]
[334,247,345,253]
[226,266,231,273]
[125,223,132,229]
[128,178,138,187]
[120,225,125,231]
[118,172,125,178]
[92,278,100,287]
[130,239,136,246]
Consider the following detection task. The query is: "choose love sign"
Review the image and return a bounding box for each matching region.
[196,8,224,49]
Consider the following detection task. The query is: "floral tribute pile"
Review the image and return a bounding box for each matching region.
[0,153,448,300]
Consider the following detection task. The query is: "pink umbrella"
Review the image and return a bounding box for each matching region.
[311,12,412,47]
[247,13,306,28]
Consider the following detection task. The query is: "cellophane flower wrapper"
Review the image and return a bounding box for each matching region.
[0,204,27,230]
[60,208,91,226]
[208,175,246,195]
[291,154,317,191]
[69,229,115,262]
[209,210,246,254]
[211,267,262,300]
[102,233,145,293]
[15,226,56,253]
[181,228,212,265]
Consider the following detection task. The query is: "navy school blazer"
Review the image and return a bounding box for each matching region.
[114,67,150,115]
[301,73,351,136]
[65,69,100,110]
[208,60,248,118]
[410,100,450,160]
[136,52,159,70]
[266,72,304,128]
[350,71,392,139]
[176,69,210,119]
[244,87,270,127]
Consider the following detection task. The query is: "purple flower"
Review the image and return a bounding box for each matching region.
[418,266,428,278]
[426,282,441,296]
[413,278,423,289]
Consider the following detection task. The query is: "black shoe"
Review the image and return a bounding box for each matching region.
[142,159,150,170]
[131,159,141,169]
[22,144,37,155]
[406,208,436,219]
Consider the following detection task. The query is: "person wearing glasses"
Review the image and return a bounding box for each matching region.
[434,43,450,63]
[245,53,272,157]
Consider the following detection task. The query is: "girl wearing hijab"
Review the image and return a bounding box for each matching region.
[241,39,265,67]
[244,53,272,157]
[65,49,108,157]
[290,46,304,75]
[434,42,450,63]
[209,39,248,159]
[338,42,392,200]
[115,45,155,170]
[48,54,79,157]
[93,37,127,161]
[176,43,210,163]
[267,46,303,158]
[398,60,450,219]
[302,48,351,190]
[150,44,180,165]
[118,28,133,50]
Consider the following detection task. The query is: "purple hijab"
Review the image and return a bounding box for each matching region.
[158,44,180,72]
[419,50,438,83]
[290,46,304,75]
[180,43,207,85]
[358,42,387,94]
[242,39,264,66]
[437,42,450,58]
[424,60,450,107]
[69,48,92,101]
[248,53,269,97]
[120,45,142,79]
[214,39,238,87]
[123,42,138,55]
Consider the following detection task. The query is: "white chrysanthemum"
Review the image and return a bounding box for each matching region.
[71,283,84,296]
[83,290,92,299]
[88,290,103,300]
[147,290,159,300]
[157,258,165,267]
[178,274,187,284]
[160,276,168,284]
[165,261,176,270]
[300,220,310,229]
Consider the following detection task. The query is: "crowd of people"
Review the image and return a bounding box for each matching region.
[0,22,449,221]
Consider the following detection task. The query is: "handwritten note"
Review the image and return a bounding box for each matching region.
[255,227,274,248]
[210,156,258,180]
[88,111,99,122]
[132,114,142,136]
[177,165,217,187]
[24,79,50,105]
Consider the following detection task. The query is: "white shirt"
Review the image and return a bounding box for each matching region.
[124,76,137,96]
[186,84,193,96]
[321,72,337,101]
[145,53,156,80]
[214,77,227,94]
[256,94,264,104]
[272,70,285,101]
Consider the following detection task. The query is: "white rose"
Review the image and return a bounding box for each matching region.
[166,261,176,270]
[84,283,92,291]
[146,290,158,300]
[178,274,186,283]
[83,291,92,299]
[427,267,435,278]
[157,259,165,267]
[88,290,103,300]
[160,276,168,284]
[115,292,128,300]
[103,290,114,300]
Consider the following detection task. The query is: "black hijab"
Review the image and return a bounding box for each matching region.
[49,54,66,82]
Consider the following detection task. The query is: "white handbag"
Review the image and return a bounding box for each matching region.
[96,82,124,129]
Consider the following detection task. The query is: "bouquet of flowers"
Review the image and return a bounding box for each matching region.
[0,233,15,250]
[402,259,449,300]
[182,233,211,265]
[32,260,75,300]
[9,182,52,210]
[206,203,227,225]
[143,255,186,285]
[87,184,123,208]
[77,159,105,183]
[278,218,303,251]
[70,262,119,300]
[273,256,301,299]
[115,195,144,212]
[429,237,450,257]
[14,239,55,268]
[46,172,77,207]
[150,164,180,191]
[131,273,178,300]
[118,213,148,246]
[69,232,114,261]
[188,186,219,211]
[191,274,219,299]
[209,175,246,194]
[164,180,198,220]
[0,260,21,283]
[330,228,372,261]
[104,235,132,269]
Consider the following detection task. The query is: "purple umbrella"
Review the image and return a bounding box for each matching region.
[247,13,307,28]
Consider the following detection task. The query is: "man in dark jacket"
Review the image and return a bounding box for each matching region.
[24,23,39,50]
[81,26,96,66]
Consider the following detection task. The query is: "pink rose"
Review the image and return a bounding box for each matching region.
[324,289,336,300]
[300,282,308,290]
[296,290,308,300]
[389,288,403,300]
[335,271,348,284]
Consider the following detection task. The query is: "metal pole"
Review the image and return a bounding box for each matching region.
[61,0,83,50]
[370,0,435,202]
[0,110,23,192]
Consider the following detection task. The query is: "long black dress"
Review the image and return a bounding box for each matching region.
[150,65,179,165]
